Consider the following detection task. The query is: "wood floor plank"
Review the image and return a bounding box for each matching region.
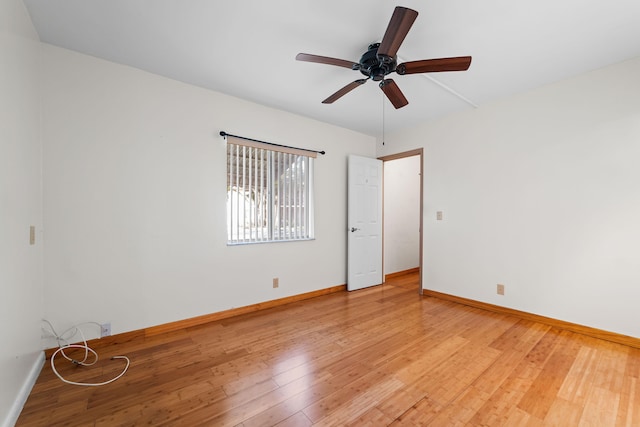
[274,411,313,427]
[558,345,600,404]
[581,386,620,425]
[390,396,444,426]
[517,342,578,419]
[543,397,584,426]
[17,273,640,426]
[241,390,316,427]
[373,385,429,422]
[348,406,395,426]
[309,377,405,426]
[616,376,639,426]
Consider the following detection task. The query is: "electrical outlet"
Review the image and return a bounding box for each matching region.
[436,211,443,221]
[273,278,279,288]
[100,323,111,338]
[497,284,505,295]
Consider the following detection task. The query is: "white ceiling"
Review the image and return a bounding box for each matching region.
[23,0,640,136]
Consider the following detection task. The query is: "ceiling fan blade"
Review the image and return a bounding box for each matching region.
[377,7,419,58]
[296,53,358,70]
[379,79,408,109]
[396,56,472,75]
[322,79,368,104]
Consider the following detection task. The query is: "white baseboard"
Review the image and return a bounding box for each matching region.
[2,351,44,427]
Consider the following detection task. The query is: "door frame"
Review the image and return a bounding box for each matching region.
[379,148,424,295]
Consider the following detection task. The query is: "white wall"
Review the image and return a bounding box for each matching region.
[378,57,640,338]
[383,156,420,275]
[41,44,375,338]
[0,0,44,425]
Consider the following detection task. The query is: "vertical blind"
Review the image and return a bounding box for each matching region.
[226,135,315,244]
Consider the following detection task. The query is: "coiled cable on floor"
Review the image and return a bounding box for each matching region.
[43,319,130,386]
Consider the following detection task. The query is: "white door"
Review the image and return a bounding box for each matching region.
[347,155,383,291]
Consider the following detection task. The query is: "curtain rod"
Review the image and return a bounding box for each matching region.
[220,131,326,155]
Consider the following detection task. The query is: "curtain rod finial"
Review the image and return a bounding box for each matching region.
[219,131,227,137]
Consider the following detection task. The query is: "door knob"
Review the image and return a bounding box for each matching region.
[351,227,360,232]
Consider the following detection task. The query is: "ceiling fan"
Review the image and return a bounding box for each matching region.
[296,6,472,109]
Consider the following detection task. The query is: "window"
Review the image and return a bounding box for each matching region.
[226,135,315,244]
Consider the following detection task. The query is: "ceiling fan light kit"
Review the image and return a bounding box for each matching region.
[296,6,472,109]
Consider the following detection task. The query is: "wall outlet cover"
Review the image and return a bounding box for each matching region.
[100,323,111,338]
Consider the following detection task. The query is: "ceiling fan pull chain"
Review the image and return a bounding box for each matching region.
[382,92,386,146]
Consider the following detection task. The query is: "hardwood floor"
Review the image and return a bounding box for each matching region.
[18,272,640,426]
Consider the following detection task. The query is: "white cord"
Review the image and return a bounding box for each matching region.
[43,320,130,387]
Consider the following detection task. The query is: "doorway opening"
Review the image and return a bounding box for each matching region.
[380,149,423,294]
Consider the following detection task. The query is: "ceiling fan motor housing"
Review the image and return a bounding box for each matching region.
[359,43,397,81]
